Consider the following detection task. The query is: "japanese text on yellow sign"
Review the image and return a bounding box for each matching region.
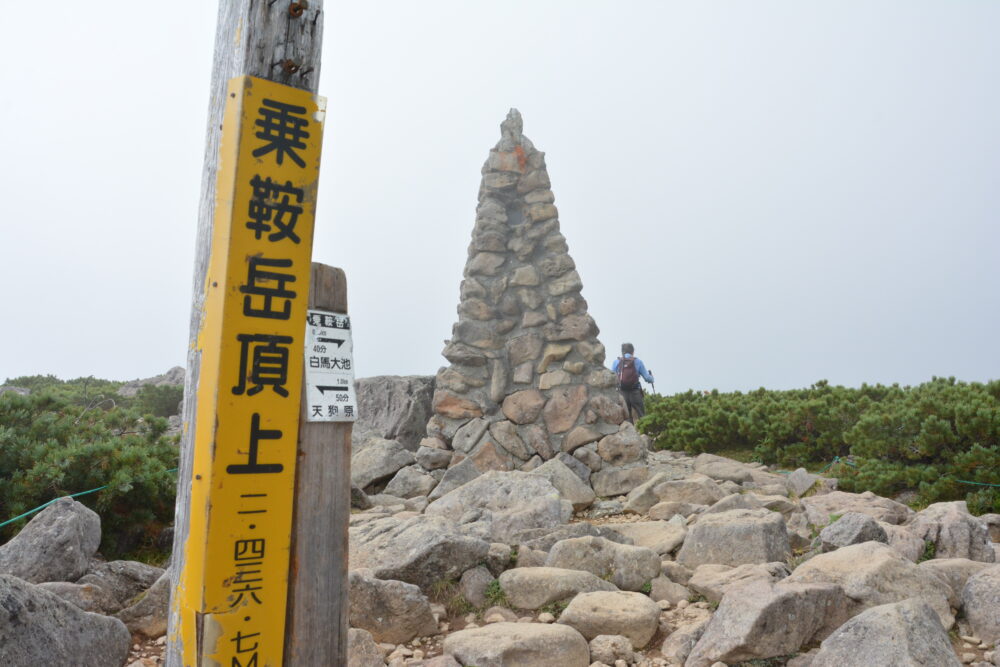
[174,76,325,666]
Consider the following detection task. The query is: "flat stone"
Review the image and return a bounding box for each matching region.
[348,570,438,644]
[596,423,646,466]
[530,458,596,510]
[605,521,687,556]
[543,385,589,433]
[563,426,603,453]
[443,622,589,667]
[432,390,483,420]
[497,567,617,609]
[546,536,659,592]
[687,562,791,603]
[507,332,544,366]
[557,591,660,648]
[592,464,650,497]
[676,509,789,569]
[503,389,546,424]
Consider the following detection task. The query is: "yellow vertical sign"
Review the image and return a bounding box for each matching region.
[175,76,324,666]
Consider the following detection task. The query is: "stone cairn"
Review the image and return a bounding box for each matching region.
[423,109,628,475]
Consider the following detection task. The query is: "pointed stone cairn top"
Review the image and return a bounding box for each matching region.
[425,109,628,475]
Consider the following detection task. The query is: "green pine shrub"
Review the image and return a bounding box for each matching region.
[0,391,179,557]
[640,377,1000,512]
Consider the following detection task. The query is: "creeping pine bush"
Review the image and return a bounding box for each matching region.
[0,390,179,557]
[640,377,1000,513]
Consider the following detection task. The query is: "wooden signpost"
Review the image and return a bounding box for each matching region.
[167,2,349,665]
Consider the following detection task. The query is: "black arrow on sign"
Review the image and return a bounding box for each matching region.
[316,385,349,395]
[317,337,345,348]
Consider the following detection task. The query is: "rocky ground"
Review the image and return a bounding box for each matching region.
[2,418,1000,666]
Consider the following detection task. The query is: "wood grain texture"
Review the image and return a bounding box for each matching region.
[167,2,324,665]
[284,263,351,666]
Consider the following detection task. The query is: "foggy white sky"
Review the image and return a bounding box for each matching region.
[1,1,998,395]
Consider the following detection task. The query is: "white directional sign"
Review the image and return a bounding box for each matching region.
[304,310,358,422]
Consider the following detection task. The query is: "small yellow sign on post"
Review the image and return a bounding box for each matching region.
[173,75,325,666]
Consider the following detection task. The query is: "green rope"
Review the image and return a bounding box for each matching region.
[954,479,1000,488]
[0,467,178,530]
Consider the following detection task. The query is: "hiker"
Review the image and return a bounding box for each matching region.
[612,343,654,423]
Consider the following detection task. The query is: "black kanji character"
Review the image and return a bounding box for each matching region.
[230,564,264,606]
[311,405,322,417]
[252,99,309,168]
[240,256,296,320]
[246,175,304,244]
[327,405,339,417]
[227,413,283,475]
[234,539,265,561]
[231,629,260,653]
[232,333,293,397]
[344,405,354,418]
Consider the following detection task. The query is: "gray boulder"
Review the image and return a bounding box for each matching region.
[960,565,1000,644]
[787,468,820,496]
[605,520,686,556]
[595,423,647,466]
[347,628,386,667]
[427,457,481,500]
[623,472,674,514]
[351,438,416,489]
[801,490,913,526]
[514,522,633,552]
[76,559,165,612]
[687,562,791,604]
[497,566,617,609]
[653,474,726,506]
[36,581,117,613]
[348,570,438,644]
[589,634,635,665]
[819,511,888,552]
[529,458,596,510]
[425,471,568,543]
[459,566,495,607]
[918,557,994,607]
[353,375,435,451]
[383,465,438,499]
[415,444,452,470]
[443,622,590,667]
[590,463,649,497]
[879,521,925,562]
[809,599,961,667]
[348,514,489,590]
[114,569,170,637]
[649,575,692,605]
[693,453,753,483]
[702,492,765,516]
[785,540,954,628]
[909,501,996,562]
[676,509,789,569]
[0,498,101,583]
[685,580,851,667]
[546,536,660,591]
[0,574,131,666]
[557,590,660,648]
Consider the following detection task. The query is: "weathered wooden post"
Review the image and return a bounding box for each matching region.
[284,263,351,665]
[167,2,333,665]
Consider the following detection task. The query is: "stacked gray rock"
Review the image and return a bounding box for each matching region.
[425,109,627,478]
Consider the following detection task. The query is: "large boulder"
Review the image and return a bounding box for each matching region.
[383,465,438,499]
[351,438,416,489]
[425,471,569,543]
[623,472,675,514]
[0,575,131,666]
[590,464,649,497]
[529,458,596,511]
[348,515,489,590]
[353,375,435,451]
[918,558,994,607]
[514,522,633,553]
[604,520,687,556]
[595,423,647,466]
[0,498,101,584]
[809,599,961,667]
[819,511,888,552]
[785,541,954,628]
[693,453,753,483]
[909,501,996,562]
[676,509,789,569]
[960,565,1000,644]
[545,536,659,591]
[114,570,170,637]
[76,560,164,613]
[497,567,617,609]
[685,580,851,667]
[347,628,386,667]
[557,590,661,648]
[687,562,790,604]
[801,490,913,527]
[442,622,590,667]
[653,474,726,507]
[348,570,438,644]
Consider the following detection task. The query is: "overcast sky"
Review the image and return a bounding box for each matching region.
[2,1,997,395]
